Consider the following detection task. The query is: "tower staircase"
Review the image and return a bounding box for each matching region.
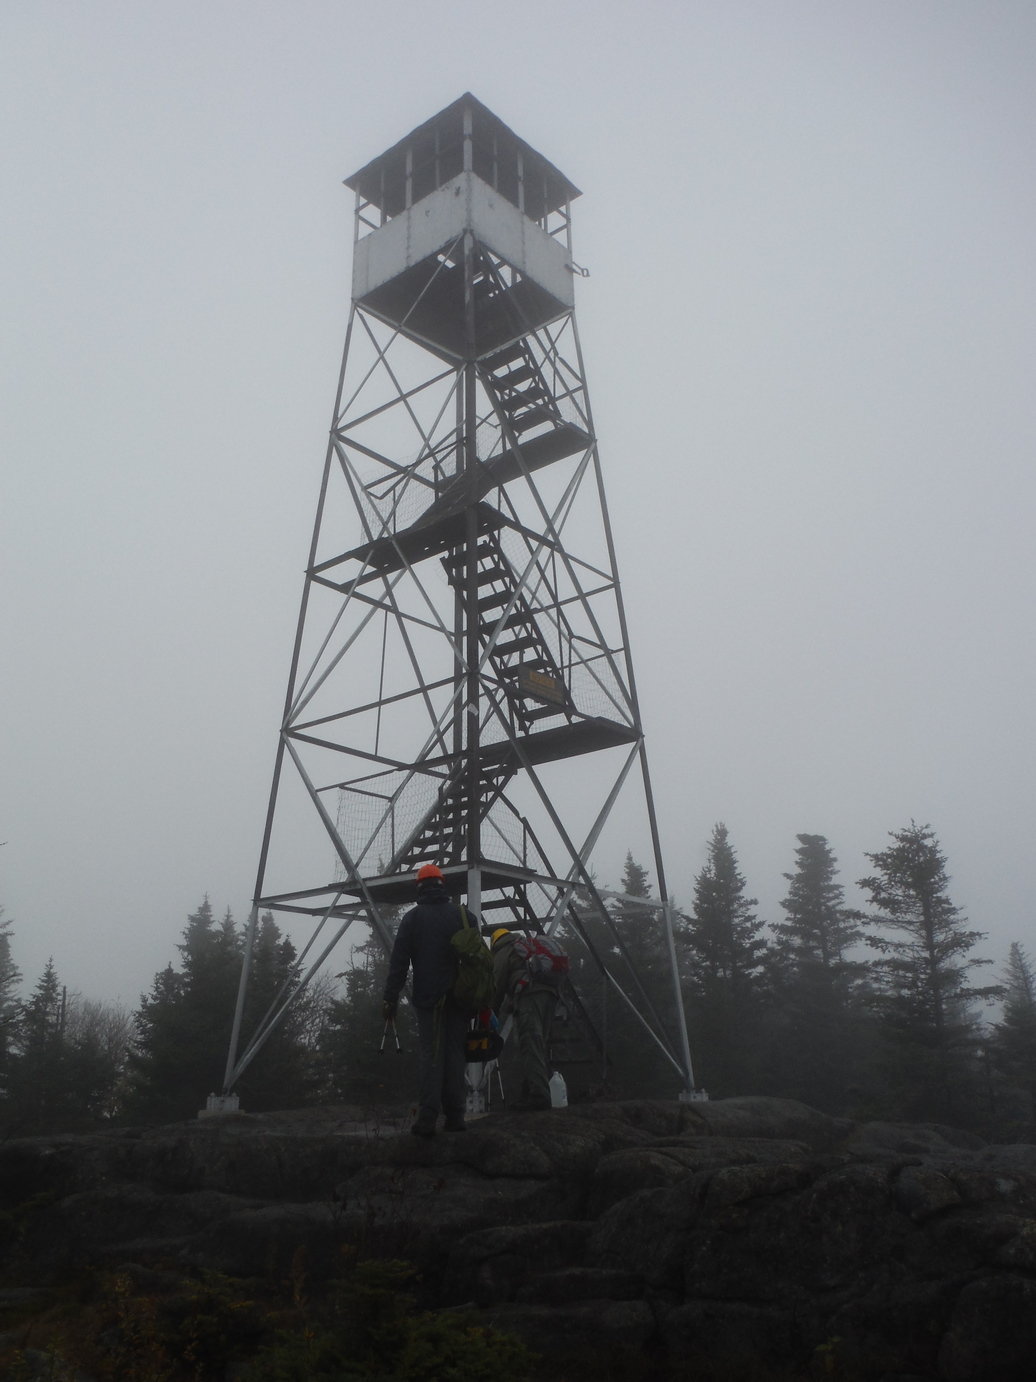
[392,761,512,874]
[442,530,572,733]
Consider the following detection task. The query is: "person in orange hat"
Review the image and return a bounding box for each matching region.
[382,864,475,1137]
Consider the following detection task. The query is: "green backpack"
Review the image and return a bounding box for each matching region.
[449,906,494,1013]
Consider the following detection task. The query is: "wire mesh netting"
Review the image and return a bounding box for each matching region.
[333,769,529,877]
[333,769,439,874]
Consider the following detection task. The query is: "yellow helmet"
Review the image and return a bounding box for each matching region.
[491,928,511,946]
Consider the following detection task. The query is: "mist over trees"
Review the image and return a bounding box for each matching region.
[991,943,1036,1136]
[0,820,1031,1140]
[767,834,871,1112]
[125,899,326,1124]
[562,852,682,1097]
[0,951,133,1135]
[856,822,1004,1124]
[0,910,20,1101]
[680,822,768,1097]
[314,932,415,1106]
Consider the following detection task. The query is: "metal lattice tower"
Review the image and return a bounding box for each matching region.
[222,95,697,1101]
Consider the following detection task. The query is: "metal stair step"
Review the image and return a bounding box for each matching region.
[491,363,535,389]
[499,386,548,415]
[477,590,512,613]
[522,704,562,722]
[442,541,501,569]
[498,612,536,633]
[494,634,541,656]
[512,406,556,434]
[482,341,526,370]
[446,564,511,589]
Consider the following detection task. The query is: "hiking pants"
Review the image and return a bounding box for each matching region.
[414,1000,468,1122]
[515,988,556,1107]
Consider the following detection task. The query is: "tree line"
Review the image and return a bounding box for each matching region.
[0,897,415,1135]
[1,820,1034,1140]
[581,822,1034,1139]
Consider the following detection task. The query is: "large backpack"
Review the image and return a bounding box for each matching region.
[512,933,569,991]
[448,906,495,1013]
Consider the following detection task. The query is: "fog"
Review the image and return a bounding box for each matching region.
[2,1,1034,1005]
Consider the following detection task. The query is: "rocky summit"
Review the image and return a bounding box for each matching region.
[2,1096,1036,1379]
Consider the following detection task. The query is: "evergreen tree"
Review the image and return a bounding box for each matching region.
[610,854,658,974]
[2,960,117,1132]
[988,942,1036,1135]
[128,900,320,1123]
[775,835,862,969]
[556,856,684,1098]
[127,899,243,1122]
[603,853,683,1096]
[769,835,872,1113]
[316,931,414,1106]
[181,900,242,1020]
[556,867,606,992]
[554,868,616,1097]
[64,998,134,1122]
[0,909,21,1099]
[684,824,766,991]
[858,822,1002,1124]
[5,959,67,1131]
[680,823,769,1097]
[237,912,317,1111]
[127,965,201,1123]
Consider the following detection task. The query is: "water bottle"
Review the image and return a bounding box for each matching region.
[549,1070,568,1108]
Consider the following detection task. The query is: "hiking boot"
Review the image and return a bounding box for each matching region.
[443,1117,467,1132]
[410,1115,436,1138]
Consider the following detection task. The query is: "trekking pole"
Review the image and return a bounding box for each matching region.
[379,1019,393,1054]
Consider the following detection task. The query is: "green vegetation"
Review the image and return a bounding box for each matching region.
[0,1258,533,1382]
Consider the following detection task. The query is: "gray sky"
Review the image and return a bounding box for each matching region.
[3,0,1034,1006]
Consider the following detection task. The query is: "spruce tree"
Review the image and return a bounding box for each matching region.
[775,835,862,968]
[64,999,134,1122]
[771,834,871,1113]
[127,899,243,1122]
[858,822,1002,1124]
[989,942,1036,1135]
[610,854,659,973]
[128,901,320,1122]
[316,932,414,1106]
[5,959,66,1131]
[127,963,185,1120]
[237,912,315,1111]
[681,823,768,1097]
[2,960,115,1132]
[602,853,682,1097]
[684,825,766,991]
[0,910,21,1099]
[554,868,616,1096]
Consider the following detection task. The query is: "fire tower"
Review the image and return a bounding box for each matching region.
[222,95,697,1102]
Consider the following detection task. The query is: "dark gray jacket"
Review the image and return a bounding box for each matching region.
[384,887,476,1010]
